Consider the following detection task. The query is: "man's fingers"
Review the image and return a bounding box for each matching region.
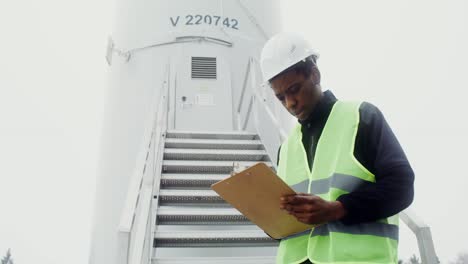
[286,205,304,213]
[280,194,317,212]
[292,211,320,219]
[281,203,320,213]
[283,194,316,205]
[293,212,325,225]
[280,194,296,202]
[290,212,312,219]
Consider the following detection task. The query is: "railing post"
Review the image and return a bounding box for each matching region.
[400,209,439,264]
[237,57,252,131]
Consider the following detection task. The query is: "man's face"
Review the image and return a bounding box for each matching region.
[270,69,320,121]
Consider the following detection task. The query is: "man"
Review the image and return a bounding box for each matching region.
[260,32,414,264]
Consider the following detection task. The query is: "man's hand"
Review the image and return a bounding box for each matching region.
[280,193,347,225]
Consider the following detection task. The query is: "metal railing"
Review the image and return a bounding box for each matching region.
[252,89,287,141]
[236,57,252,130]
[118,63,170,264]
[400,209,439,263]
[106,35,232,65]
[146,64,173,264]
[236,57,286,165]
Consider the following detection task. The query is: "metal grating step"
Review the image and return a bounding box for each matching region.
[157,206,249,225]
[153,229,278,247]
[152,256,276,264]
[163,149,269,161]
[166,130,259,140]
[161,173,229,189]
[162,160,273,174]
[152,247,278,260]
[165,138,264,150]
[158,189,226,206]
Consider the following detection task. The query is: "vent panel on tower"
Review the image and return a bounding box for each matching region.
[192,57,217,79]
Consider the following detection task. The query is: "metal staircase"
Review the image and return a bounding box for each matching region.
[151,130,279,263]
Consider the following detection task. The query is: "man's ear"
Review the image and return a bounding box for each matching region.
[311,66,321,85]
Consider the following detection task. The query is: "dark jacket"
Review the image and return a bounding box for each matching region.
[278,90,414,224]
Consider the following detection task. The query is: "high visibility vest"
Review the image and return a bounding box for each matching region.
[276,101,399,264]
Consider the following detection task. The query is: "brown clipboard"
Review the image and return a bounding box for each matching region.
[211,162,314,239]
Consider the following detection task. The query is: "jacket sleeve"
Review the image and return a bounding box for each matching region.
[336,102,415,225]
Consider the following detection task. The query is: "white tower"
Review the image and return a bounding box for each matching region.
[90,1,439,263]
[90,1,286,263]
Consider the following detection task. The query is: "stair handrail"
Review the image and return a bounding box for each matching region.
[400,208,439,263]
[243,57,286,165]
[118,62,170,264]
[236,57,252,130]
[237,56,287,142]
[107,35,232,64]
[249,58,287,141]
[145,64,173,264]
[252,89,287,141]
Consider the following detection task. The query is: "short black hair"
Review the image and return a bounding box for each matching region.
[269,55,318,84]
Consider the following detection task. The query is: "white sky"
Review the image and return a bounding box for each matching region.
[0,0,467,263]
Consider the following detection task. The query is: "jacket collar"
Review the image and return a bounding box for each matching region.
[298,90,337,126]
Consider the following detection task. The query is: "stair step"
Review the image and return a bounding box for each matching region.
[158,189,226,205]
[166,130,259,140]
[161,173,228,189]
[164,149,269,161]
[152,256,276,264]
[162,160,273,174]
[165,138,264,150]
[153,229,278,247]
[157,206,249,225]
[152,247,278,260]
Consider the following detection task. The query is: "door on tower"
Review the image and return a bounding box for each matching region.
[174,54,233,131]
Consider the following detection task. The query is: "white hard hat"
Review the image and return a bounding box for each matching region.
[260,32,319,82]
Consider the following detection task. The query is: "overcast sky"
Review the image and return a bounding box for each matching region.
[1,0,467,263]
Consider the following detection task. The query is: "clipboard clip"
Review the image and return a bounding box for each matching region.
[231,162,250,176]
[231,162,241,175]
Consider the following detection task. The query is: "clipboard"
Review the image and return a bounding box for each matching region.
[211,162,314,239]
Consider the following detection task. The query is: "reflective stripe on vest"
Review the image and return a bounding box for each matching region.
[311,221,399,241]
[283,221,398,242]
[276,101,399,264]
[290,180,309,193]
[311,173,369,194]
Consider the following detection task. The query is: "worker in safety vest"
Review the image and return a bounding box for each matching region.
[260,32,414,264]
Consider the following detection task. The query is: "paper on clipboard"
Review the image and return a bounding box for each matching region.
[211,162,315,239]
